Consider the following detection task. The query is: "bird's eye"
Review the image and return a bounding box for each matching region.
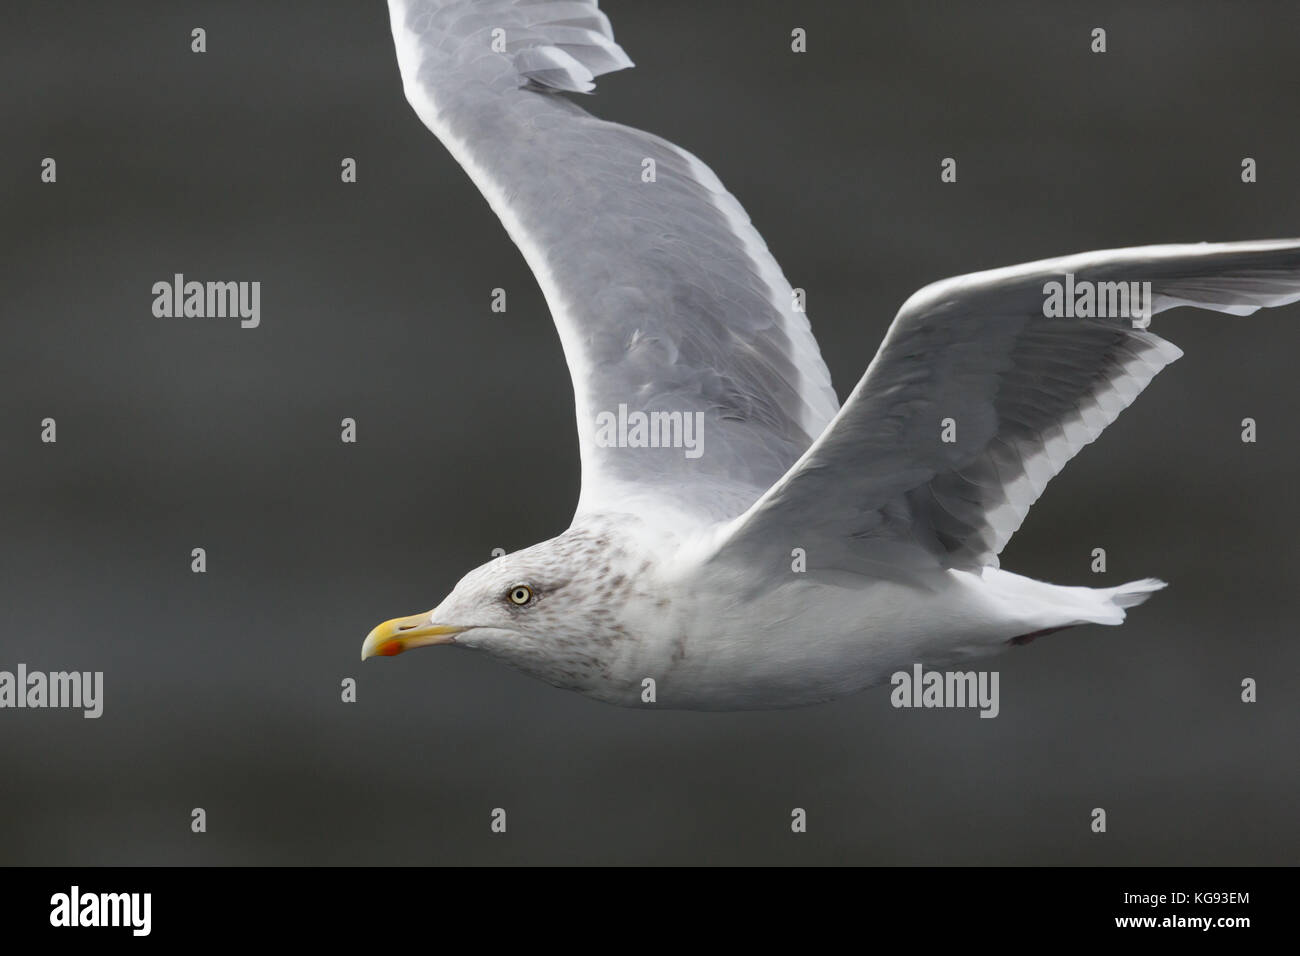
[508,585,533,606]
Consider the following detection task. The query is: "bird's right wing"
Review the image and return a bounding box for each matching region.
[710,240,1300,576]
[387,0,839,530]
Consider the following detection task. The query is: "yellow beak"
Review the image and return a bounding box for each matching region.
[361,612,464,661]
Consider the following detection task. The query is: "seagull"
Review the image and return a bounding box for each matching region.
[361,0,1300,709]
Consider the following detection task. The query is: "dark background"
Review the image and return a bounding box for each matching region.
[2,1,1297,865]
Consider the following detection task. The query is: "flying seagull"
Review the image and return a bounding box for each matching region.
[362,0,1300,709]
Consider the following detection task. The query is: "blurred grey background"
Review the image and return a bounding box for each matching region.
[2,0,1298,865]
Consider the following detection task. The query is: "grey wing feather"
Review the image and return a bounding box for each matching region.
[714,240,1300,574]
[388,0,839,527]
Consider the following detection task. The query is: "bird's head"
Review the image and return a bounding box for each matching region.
[361,551,564,660]
[360,526,637,689]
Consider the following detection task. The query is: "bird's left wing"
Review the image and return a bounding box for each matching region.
[709,240,1300,577]
[387,0,839,528]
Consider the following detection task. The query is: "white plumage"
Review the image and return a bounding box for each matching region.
[361,0,1300,709]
